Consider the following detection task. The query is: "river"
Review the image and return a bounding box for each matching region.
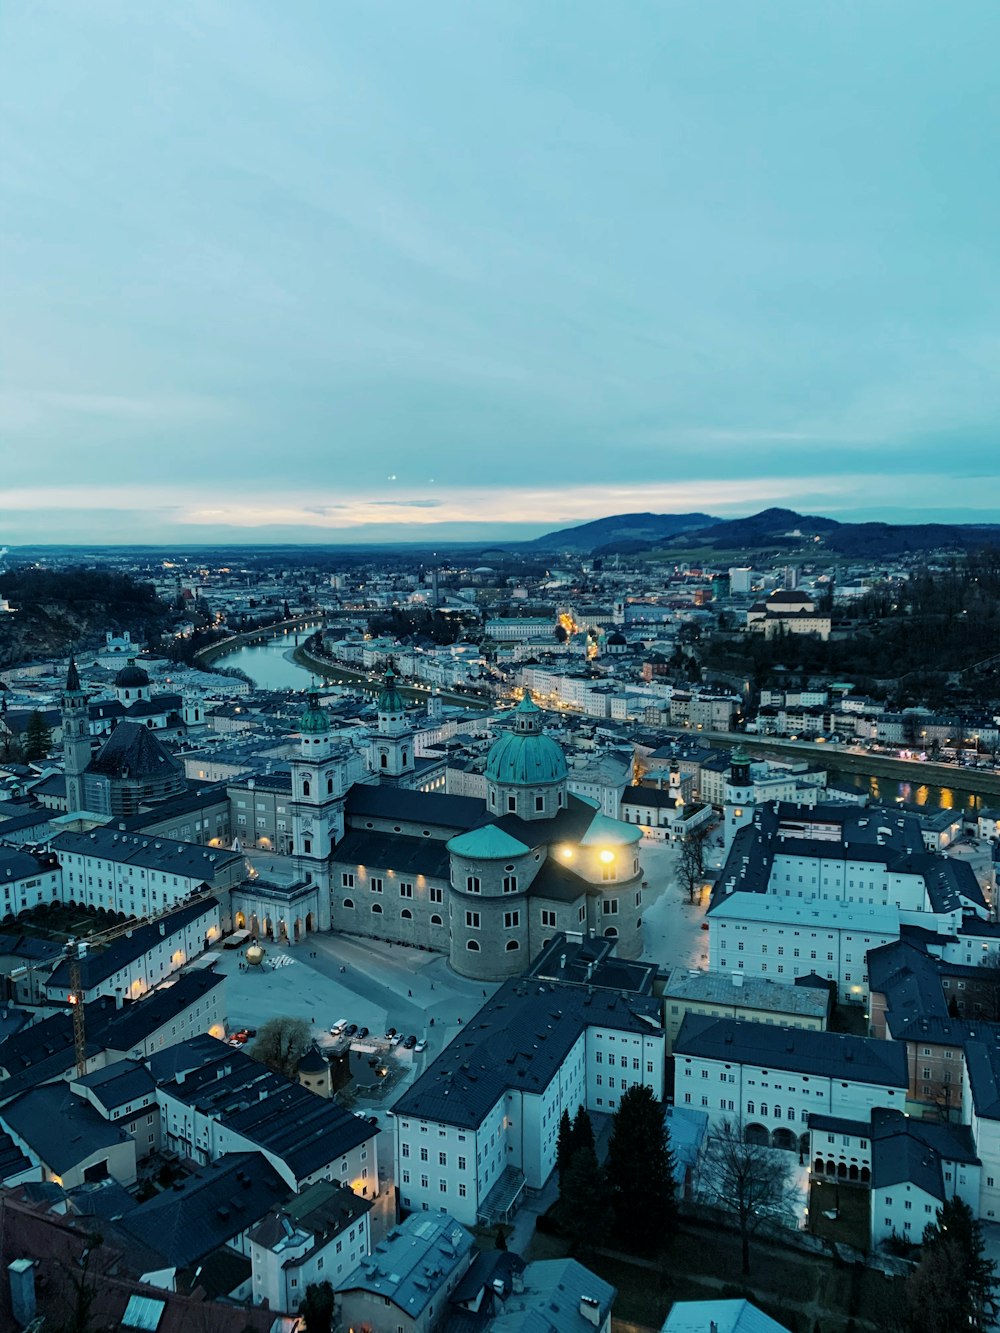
[828,768,984,816]
[216,632,317,691]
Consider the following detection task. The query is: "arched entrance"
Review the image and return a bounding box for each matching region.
[235,911,246,930]
[772,1128,797,1153]
[744,1123,769,1147]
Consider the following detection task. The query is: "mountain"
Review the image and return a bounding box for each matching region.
[530,512,716,553]
[532,506,1000,558]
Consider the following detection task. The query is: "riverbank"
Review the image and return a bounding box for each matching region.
[292,644,493,711]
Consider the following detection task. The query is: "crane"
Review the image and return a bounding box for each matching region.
[63,888,218,1079]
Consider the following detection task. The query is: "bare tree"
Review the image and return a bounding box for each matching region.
[696,1118,797,1276]
[677,826,709,903]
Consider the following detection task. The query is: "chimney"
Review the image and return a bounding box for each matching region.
[115,989,123,1011]
[579,1295,602,1327]
[8,1259,36,1328]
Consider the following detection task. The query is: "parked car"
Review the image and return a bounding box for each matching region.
[385,1027,397,1040]
[402,1034,417,1049]
[331,1018,348,1035]
[345,1023,358,1037]
[389,1031,403,1046]
[357,1026,370,1040]
[414,1039,427,1053]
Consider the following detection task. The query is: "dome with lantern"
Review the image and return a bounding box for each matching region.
[485,694,568,787]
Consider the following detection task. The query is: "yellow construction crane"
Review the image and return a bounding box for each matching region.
[63,889,218,1079]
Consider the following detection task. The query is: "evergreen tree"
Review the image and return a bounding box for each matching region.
[556,1108,574,1184]
[571,1105,595,1158]
[604,1085,677,1254]
[559,1145,610,1255]
[23,709,52,761]
[915,1196,999,1331]
[299,1280,335,1333]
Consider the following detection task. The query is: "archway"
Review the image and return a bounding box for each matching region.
[860,1166,871,1184]
[814,1157,826,1175]
[744,1123,769,1147]
[848,1164,859,1182]
[306,912,315,932]
[837,1162,847,1179]
[826,1159,837,1177]
[799,1134,810,1157]
[235,911,246,930]
[772,1128,797,1153]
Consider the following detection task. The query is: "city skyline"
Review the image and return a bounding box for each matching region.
[2,2,999,543]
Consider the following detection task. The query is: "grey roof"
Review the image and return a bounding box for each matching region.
[333,828,452,881]
[45,896,220,992]
[115,1152,288,1268]
[0,1083,133,1173]
[674,1015,908,1089]
[530,932,657,994]
[87,721,184,780]
[0,1126,34,1183]
[489,1259,616,1333]
[249,1178,372,1258]
[337,1210,475,1316]
[394,977,663,1130]
[154,1036,374,1179]
[51,825,243,882]
[74,1059,156,1111]
[346,784,485,831]
[662,1298,790,1333]
[664,970,830,1019]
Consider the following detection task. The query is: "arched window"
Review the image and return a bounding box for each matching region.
[371,903,383,914]
[401,909,412,920]
[327,778,334,795]
[604,926,618,938]
[430,914,442,926]
[343,898,354,909]
[380,753,387,769]
[760,1104,768,1117]
[302,779,311,797]
[402,749,409,765]
[466,940,480,952]
[747,1101,755,1115]
[505,940,519,952]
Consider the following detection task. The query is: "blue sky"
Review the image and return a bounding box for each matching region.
[1,1,998,543]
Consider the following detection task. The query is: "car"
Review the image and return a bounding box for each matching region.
[414,1039,427,1053]
[345,1023,358,1037]
[357,1026,369,1040]
[389,1031,403,1046]
[402,1034,417,1049]
[330,1018,348,1035]
[244,1028,257,1038]
[385,1027,397,1040]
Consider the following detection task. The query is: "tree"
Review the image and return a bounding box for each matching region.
[604,1085,676,1253]
[23,709,52,761]
[571,1105,595,1158]
[698,1118,796,1276]
[909,1196,1000,1332]
[249,1016,310,1078]
[559,1144,610,1255]
[557,1108,574,1184]
[677,826,709,903]
[300,1280,335,1333]
[976,952,1000,1022]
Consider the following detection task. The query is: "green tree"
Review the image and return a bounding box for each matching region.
[559,1144,610,1255]
[571,1106,595,1158]
[912,1196,999,1331]
[23,709,52,761]
[557,1108,574,1184]
[604,1085,677,1254]
[249,1015,310,1078]
[299,1279,335,1333]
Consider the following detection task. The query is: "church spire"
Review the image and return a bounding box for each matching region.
[65,654,82,695]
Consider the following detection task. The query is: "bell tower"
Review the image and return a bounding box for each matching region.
[289,692,345,929]
[723,745,755,852]
[369,669,413,784]
[62,657,91,815]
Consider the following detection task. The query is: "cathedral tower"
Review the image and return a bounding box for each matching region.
[62,657,91,815]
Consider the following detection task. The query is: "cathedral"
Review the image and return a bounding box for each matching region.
[63,665,647,980]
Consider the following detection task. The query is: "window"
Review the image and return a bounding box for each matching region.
[603,899,618,916]
[466,876,481,894]
[503,875,517,893]
[400,882,413,898]
[371,903,383,914]
[430,913,443,925]
[506,939,520,951]
[420,1147,428,1161]
[343,897,354,909]
[430,887,443,903]
[535,795,544,812]
[466,911,481,929]
[503,910,520,929]
[458,1183,467,1197]
[342,872,355,888]
[401,908,413,919]
[542,910,557,928]
[507,796,517,812]
[458,1156,466,1170]
[370,877,383,893]
[467,940,480,952]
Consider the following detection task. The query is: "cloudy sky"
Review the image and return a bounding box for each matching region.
[2,1,998,544]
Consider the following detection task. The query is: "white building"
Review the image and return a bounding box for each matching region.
[673,1016,908,1152]
[707,894,898,1002]
[392,976,665,1227]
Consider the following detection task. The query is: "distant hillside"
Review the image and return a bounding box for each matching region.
[533,506,1000,558]
[0,568,172,670]
[531,512,716,553]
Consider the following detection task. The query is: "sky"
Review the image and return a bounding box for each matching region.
[1,1,999,545]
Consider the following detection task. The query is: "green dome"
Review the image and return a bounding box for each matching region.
[485,695,567,787]
[731,744,751,766]
[300,692,330,735]
[378,668,406,714]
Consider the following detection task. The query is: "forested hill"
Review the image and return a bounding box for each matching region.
[0,568,171,669]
